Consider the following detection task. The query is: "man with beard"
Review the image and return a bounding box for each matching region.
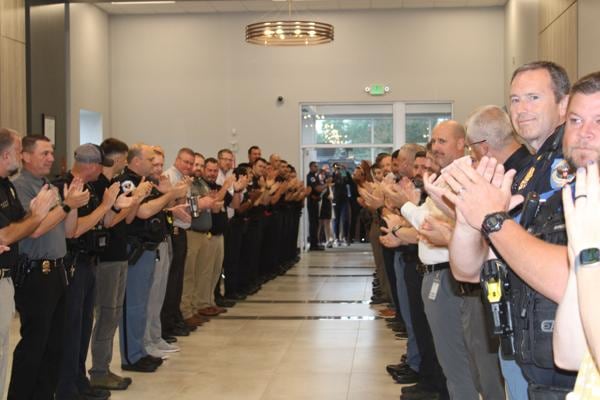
[553,70,600,399]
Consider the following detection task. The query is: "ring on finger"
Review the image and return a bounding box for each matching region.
[575,194,588,201]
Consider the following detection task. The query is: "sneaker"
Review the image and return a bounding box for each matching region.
[146,346,169,360]
[156,340,180,353]
[90,372,131,391]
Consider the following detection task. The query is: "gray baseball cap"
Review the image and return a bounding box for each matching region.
[74,143,114,167]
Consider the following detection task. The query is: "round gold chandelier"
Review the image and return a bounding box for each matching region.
[246,20,334,46]
[245,1,334,47]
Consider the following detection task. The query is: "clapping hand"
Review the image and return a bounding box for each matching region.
[562,162,600,264]
[63,177,90,209]
[418,215,453,247]
[29,184,55,219]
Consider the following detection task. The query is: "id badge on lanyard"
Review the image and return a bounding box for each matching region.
[428,271,441,301]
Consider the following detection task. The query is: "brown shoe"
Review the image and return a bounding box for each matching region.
[184,315,205,327]
[212,306,227,314]
[196,307,220,316]
[193,314,211,322]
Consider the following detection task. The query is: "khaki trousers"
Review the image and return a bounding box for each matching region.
[180,231,224,318]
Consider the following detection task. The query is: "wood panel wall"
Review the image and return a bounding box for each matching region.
[0,0,27,134]
[538,0,579,81]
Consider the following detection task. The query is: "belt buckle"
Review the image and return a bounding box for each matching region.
[42,260,51,274]
[174,227,180,235]
[207,232,212,239]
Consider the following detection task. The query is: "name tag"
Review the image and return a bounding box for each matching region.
[428,275,441,301]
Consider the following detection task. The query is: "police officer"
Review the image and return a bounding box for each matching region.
[8,135,89,400]
[0,131,54,399]
[446,62,577,398]
[89,138,150,391]
[118,143,188,373]
[306,161,324,251]
[53,143,122,400]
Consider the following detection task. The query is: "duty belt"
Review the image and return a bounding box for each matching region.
[0,268,11,280]
[459,282,481,296]
[416,262,450,275]
[29,258,65,274]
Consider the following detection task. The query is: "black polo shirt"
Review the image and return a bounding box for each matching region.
[91,173,128,262]
[52,171,103,254]
[118,167,168,244]
[0,177,26,267]
[206,180,231,236]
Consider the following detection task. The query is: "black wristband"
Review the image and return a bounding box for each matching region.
[62,203,71,214]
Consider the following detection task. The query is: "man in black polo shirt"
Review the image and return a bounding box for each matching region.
[0,130,54,399]
[54,144,123,400]
[9,135,90,400]
[118,144,188,373]
[89,138,152,391]
[306,161,324,251]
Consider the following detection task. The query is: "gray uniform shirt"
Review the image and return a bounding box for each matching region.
[12,168,67,259]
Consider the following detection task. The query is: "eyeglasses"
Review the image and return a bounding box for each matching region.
[466,139,486,153]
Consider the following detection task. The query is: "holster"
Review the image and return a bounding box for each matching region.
[128,238,145,266]
[527,384,571,400]
[11,254,30,288]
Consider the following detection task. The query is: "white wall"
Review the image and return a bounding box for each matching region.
[578,0,600,77]
[69,3,110,162]
[504,0,538,99]
[109,7,505,167]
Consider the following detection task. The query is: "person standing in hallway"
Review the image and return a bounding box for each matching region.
[0,131,55,400]
[306,161,324,251]
[162,148,197,338]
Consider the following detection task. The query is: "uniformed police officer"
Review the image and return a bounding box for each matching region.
[89,138,151,391]
[0,131,55,399]
[446,62,577,398]
[306,161,324,251]
[8,135,90,400]
[52,143,124,400]
[118,143,188,373]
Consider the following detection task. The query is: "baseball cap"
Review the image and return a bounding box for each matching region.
[74,143,114,167]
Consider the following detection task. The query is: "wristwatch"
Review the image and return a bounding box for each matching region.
[62,203,71,214]
[481,212,511,238]
[575,248,600,272]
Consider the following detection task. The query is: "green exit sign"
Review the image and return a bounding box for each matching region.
[367,84,388,96]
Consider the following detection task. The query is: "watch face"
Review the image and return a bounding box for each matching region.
[580,248,600,265]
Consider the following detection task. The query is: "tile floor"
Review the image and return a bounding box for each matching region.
[5,244,407,400]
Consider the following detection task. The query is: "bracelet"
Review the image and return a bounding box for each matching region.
[391,225,401,238]
[112,205,121,213]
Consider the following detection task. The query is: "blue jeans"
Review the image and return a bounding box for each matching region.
[499,351,528,400]
[394,251,420,371]
[120,249,156,365]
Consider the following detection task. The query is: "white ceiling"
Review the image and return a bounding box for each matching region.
[96,0,507,15]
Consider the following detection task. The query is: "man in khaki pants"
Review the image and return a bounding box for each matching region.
[180,161,218,327]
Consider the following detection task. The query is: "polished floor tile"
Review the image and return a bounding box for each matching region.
[4,244,405,400]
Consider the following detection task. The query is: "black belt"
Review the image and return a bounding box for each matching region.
[416,262,450,275]
[29,258,65,273]
[459,282,481,296]
[0,268,11,280]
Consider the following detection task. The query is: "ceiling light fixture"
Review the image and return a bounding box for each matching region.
[245,0,333,46]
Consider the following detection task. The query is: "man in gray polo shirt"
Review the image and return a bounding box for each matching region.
[8,135,89,400]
